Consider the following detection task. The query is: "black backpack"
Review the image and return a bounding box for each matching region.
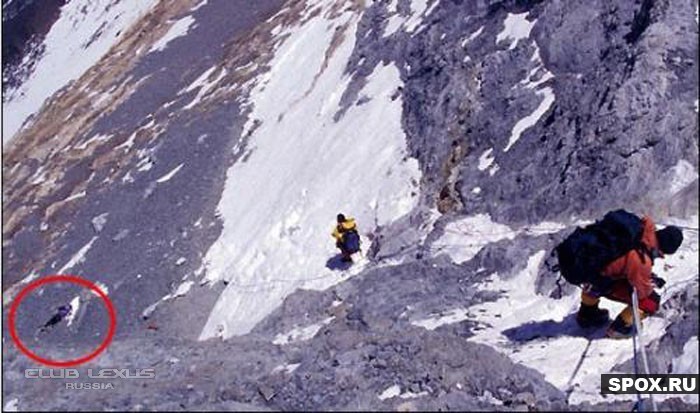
[556,210,644,286]
[342,230,361,254]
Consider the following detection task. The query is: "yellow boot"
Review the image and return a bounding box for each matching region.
[606,306,644,339]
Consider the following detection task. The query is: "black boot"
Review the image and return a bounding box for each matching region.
[606,316,635,339]
[576,304,610,328]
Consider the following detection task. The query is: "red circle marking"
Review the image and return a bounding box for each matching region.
[8,274,117,367]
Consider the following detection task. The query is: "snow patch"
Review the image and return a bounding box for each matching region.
[93,90,114,107]
[156,164,184,183]
[504,87,555,152]
[121,171,135,183]
[378,384,402,400]
[407,0,439,33]
[155,277,194,302]
[478,390,503,406]
[4,399,19,412]
[461,26,484,47]
[400,390,429,399]
[116,131,138,152]
[2,272,39,307]
[183,68,227,110]
[272,316,335,345]
[272,363,301,374]
[412,308,470,330]
[149,16,196,53]
[665,159,698,196]
[29,165,48,185]
[153,280,196,308]
[496,12,535,50]
[75,133,112,150]
[477,148,494,171]
[58,237,98,274]
[91,281,110,297]
[91,213,109,233]
[383,0,402,37]
[520,45,554,90]
[142,302,159,319]
[137,157,154,172]
[64,191,87,203]
[192,0,208,12]
[673,336,699,374]
[65,296,81,326]
[432,214,517,264]
[525,221,567,234]
[172,280,194,298]
[383,0,439,37]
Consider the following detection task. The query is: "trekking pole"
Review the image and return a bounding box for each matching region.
[632,330,643,411]
[631,288,657,412]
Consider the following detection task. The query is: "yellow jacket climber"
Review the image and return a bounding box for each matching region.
[332,213,360,262]
[332,214,357,243]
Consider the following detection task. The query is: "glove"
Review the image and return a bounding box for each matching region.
[651,274,666,289]
[639,291,661,314]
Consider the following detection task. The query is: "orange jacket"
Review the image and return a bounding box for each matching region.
[601,216,660,299]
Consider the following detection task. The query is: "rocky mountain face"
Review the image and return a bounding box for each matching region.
[2,0,698,411]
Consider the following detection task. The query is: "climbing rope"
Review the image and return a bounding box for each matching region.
[199,235,367,293]
[564,337,593,403]
[656,222,699,232]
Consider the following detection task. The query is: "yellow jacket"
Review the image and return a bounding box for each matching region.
[332,218,357,241]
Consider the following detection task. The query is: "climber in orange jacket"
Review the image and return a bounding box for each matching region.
[577,216,683,338]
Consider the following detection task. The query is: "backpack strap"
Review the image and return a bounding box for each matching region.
[636,243,659,265]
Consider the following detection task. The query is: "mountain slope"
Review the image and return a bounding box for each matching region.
[2,0,698,410]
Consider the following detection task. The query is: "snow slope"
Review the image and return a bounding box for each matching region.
[426,214,699,405]
[2,0,159,144]
[199,2,421,339]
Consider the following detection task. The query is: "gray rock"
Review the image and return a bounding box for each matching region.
[91,212,109,233]
[514,391,536,407]
[112,228,130,242]
[258,384,276,402]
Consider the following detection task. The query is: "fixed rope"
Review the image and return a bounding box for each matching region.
[656,222,699,232]
[564,337,593,403]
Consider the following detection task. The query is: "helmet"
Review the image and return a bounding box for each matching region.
[337,213,346,223]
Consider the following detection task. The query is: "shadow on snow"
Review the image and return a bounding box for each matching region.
[502,313,609,343]
[325,254,353,271]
